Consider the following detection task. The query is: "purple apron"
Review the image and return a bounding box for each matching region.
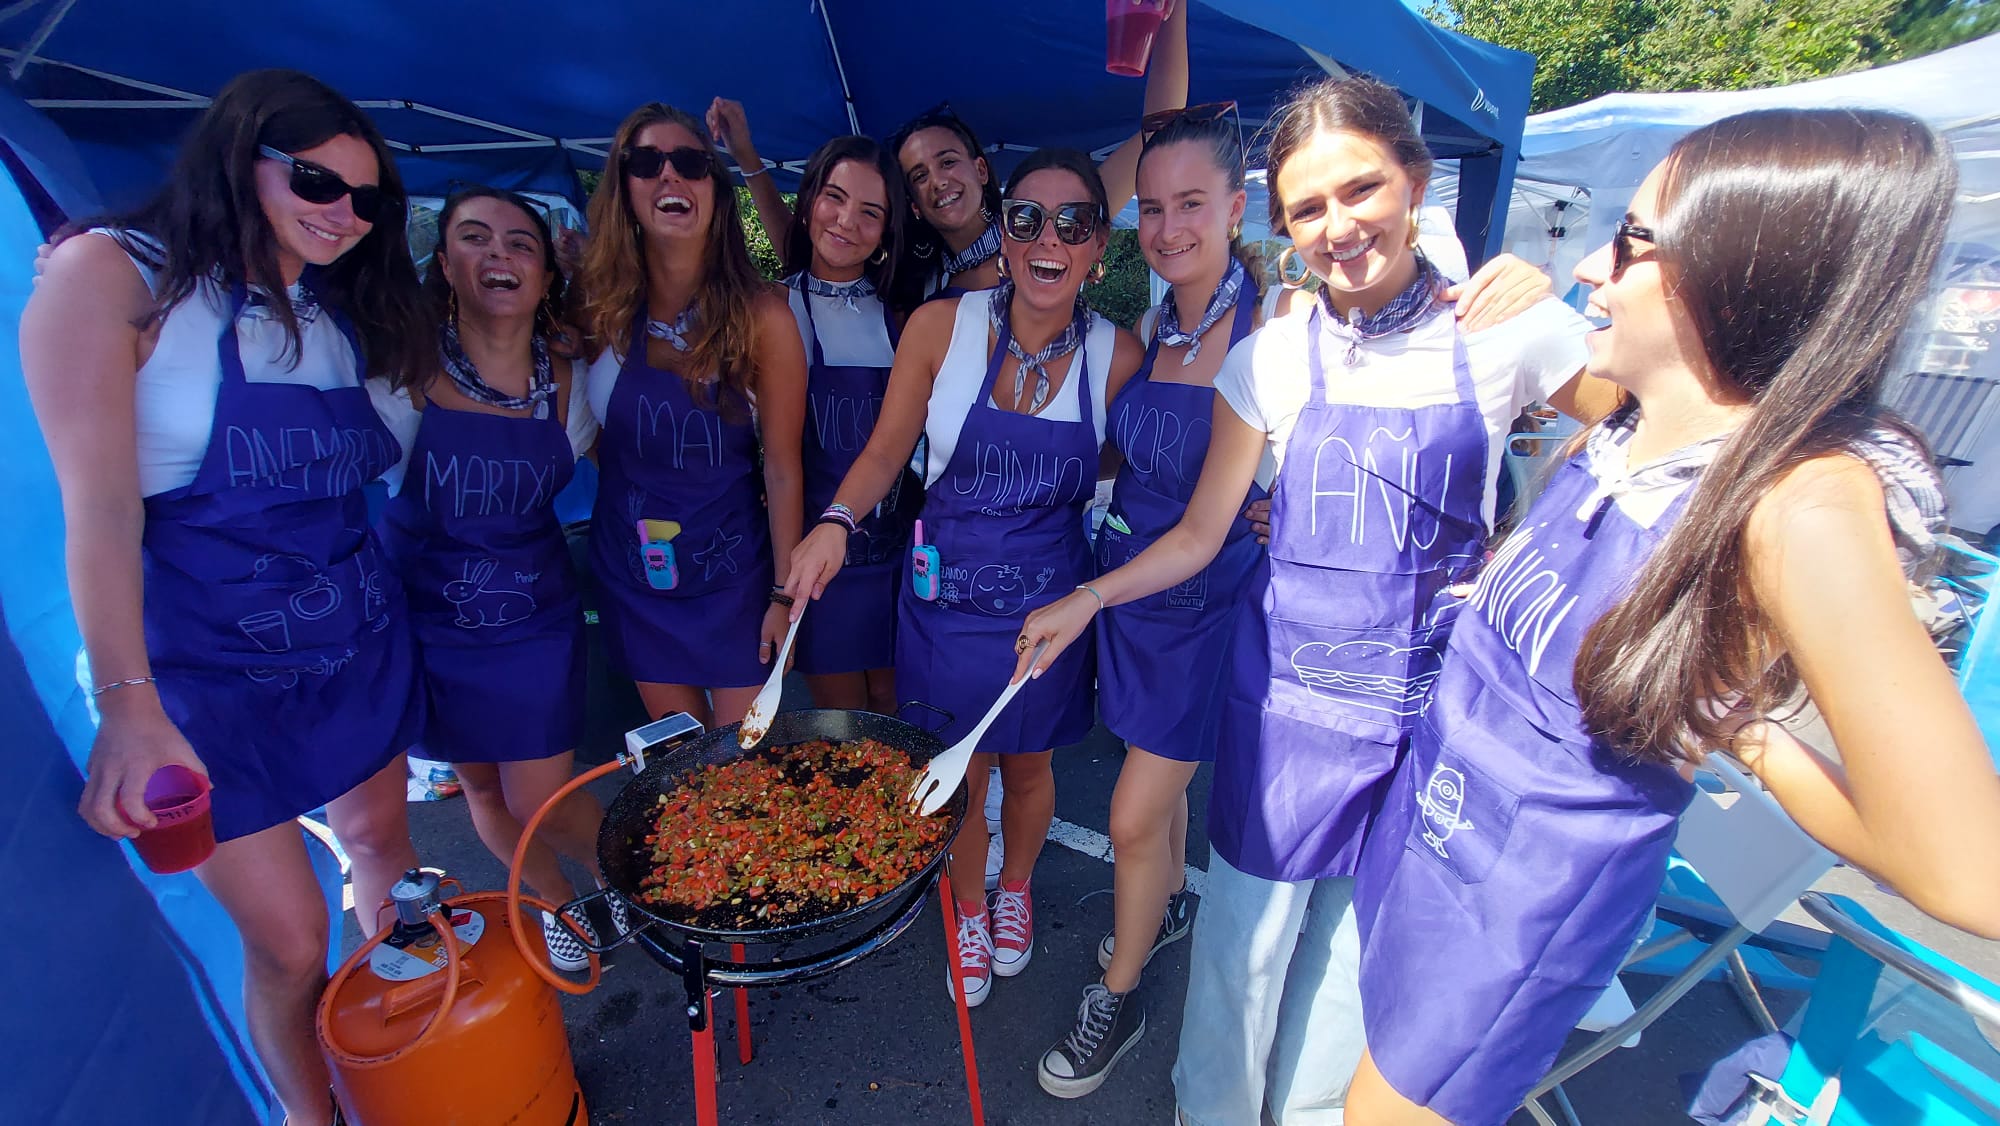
[1095,294,1263,761]
[793,287,912,676]
[1355,444,1696,1125]
[589,319,772,688]
[141,285,420,842]
[379,393,584,763]
[1210,303,1488,881]
[895,308,1098,754]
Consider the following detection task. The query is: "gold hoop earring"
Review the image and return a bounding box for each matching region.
[1228,223,1242,241]
[1407,213,1422,250]
[1276,245,1310,289]
[447,285,459,326]
[1089,261,1106,284]
[996,256,1010,279]
[870,247,889,266]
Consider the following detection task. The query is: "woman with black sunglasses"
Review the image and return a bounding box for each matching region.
[573,104,808,730]
[23,69,428,1126]
[1013,74,1612,1126]
[784,149,1148,1009]
[374,186,615,972]
[1346,108,2000,1126]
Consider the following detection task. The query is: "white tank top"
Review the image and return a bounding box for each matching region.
[922,291,1115,486]
[98,229,383,498]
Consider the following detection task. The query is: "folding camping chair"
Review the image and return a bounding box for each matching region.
[1740,892,2000,1126]
[1520,755,1837,1126]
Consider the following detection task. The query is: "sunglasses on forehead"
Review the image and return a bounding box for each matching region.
[621,144,714,182]
[1141,100,1240,141]
[259,145,398,225]
[1000,198,1103,245]
[1612,218,1657,277]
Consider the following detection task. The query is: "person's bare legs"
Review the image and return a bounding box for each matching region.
[1346,1049,1451,1125]
[453,753,604,901]
[709,685,759,727]
[1104,747,1199,993]
[324,755,418,933]
[196,823,337,1126]
[946,752,996,910]
[806,671,868,710]
[995,750,1055,887]
[637,682,711,727]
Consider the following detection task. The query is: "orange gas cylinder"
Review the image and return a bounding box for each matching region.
[317,870,594,1126]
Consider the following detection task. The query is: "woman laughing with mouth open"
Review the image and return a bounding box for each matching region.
[573,103,809,730]
[784,149,1148,1009]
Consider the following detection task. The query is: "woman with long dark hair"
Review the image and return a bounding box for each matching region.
[574,103,808,727]
[1346,108,2000,1126]
[24,69,427,1126]
[376,186,613,970]
[1014,74,1608,1124]
[785,149,1148,1008]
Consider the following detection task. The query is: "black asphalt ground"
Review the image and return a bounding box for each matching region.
[344,664,1844,1126]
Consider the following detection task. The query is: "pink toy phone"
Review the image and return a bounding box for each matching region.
[638,520,680,591]
[911,518,941,602]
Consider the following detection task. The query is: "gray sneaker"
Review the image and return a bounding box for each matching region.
[1038,983,1146,1098]
[1097,884,1195,971]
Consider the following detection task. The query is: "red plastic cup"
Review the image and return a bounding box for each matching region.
[132,764,215,874]
[1106,0,1170,77]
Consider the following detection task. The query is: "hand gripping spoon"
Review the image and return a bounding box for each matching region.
[738,609,804,750]
[908,642,1047,816]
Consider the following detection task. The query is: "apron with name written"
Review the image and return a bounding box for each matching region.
[141,285,420,841]
[1355,444,1696,1126]
[589,317,772,688]
[896,303,1100,753]
[1210,302,1489,881]
[1095,293,1263,762]
[379,388,583,763]
[794,286,913,675]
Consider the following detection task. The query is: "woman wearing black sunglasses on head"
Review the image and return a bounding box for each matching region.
[23,69,427,1126]
[784,150,1148,1009]
[573,104,808,729]
[373,186,617,972]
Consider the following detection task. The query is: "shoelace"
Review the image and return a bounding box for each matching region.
[991,887,1032,946]
[1065,985,1118,1057]
[958,912,994,967]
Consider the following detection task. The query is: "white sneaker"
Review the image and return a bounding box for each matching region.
[949,906,994,1007]
[541,908,597,973]
[984,766,1004,832]
[985,832,1005,891]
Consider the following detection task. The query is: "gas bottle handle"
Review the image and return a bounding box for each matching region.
[317,906,467,1070]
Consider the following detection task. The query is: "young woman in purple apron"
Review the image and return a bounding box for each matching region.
[1346,109,2000,1126]
[765,134,915,711]
[1014,75,1600,1124]
[574,103,807,728]
[377,187,615,970]
[785,150,1148,1008]
[25,71,430,1126]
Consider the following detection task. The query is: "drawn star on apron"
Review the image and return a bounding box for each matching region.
[692,527,743,582]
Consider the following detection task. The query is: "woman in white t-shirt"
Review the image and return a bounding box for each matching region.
[1014,74,1615,1126]
[375,186,612,972]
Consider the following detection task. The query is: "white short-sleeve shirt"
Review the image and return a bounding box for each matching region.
[1213,296,1590,526]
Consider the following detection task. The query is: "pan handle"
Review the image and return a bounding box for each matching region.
[550,884,654,955]
[507,756,630,995]
[896,699,954,732]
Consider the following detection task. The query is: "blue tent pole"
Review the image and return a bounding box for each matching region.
[1452,146,1506,269]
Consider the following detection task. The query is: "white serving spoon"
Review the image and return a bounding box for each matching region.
[907,642,1047,816]
[738,608,804,750]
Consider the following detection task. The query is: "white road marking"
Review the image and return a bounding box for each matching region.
[1046,816,1208,899]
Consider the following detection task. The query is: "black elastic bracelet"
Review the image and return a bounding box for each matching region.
[769,589,796,608]
[815,514,856,533]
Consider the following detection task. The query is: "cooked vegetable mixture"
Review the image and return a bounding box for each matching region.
[638,738,952,929]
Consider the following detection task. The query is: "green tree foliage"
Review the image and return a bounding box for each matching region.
[1890,0,2000,59]
[1084,229,1155,328]
[1431,0,1906,111]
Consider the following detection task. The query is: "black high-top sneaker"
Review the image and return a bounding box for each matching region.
[1037,982,1147,1098]
[1097,883,1196,971]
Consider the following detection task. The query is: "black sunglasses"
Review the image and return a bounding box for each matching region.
[1612,218,1657,277]
[1000,199,1102,246]
[621,145,713,182]
[259,145,397,225]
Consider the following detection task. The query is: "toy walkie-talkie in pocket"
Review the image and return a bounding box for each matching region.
[910,519,941,602]
[637,519,682,591]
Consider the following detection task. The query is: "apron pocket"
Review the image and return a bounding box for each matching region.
[1403,738,1519,885]
[1265,615,1446,735]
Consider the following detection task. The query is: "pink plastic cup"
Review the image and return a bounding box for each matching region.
[1106,0,1170,77]
[132,764,215,874]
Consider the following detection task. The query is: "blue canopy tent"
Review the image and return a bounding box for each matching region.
[0,0,1532,263]
[0,4,1532,1123]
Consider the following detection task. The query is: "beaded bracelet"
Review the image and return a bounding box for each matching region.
[769,588,796,608]
[819,504,858,532]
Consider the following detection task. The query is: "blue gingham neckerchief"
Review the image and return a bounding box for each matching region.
[244,280,321,326]
[438,317,557,418]
[1154,257,1246,366]
[943,219,1001,278]
[796,272,877,313]
[645,303,698,352]
[989,281,1087,414]
[1318,251,1446,366]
